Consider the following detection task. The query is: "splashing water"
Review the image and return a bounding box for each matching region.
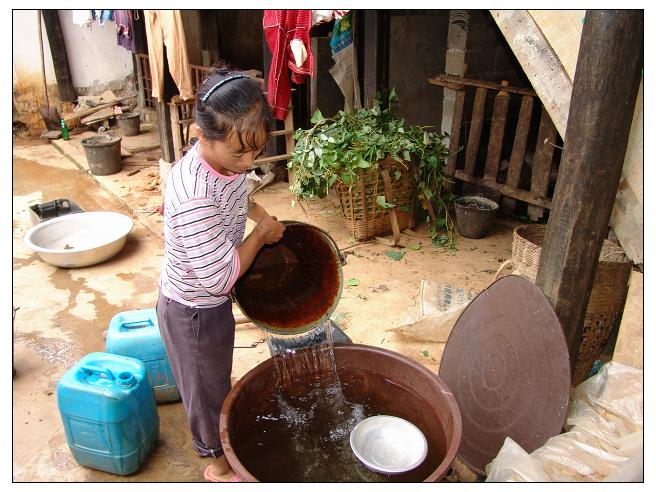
[234,321,390,481]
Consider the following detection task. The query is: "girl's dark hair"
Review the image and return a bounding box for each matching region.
[195,63,272,151]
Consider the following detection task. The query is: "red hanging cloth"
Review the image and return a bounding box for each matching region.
[263,10,314,120]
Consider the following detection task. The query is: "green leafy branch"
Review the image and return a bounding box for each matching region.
[289,89,458,249]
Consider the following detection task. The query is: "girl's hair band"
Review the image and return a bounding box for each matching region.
[201,74,249,103]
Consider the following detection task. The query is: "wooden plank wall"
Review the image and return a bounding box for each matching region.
[491,9,642,264]
[429,74,557,214]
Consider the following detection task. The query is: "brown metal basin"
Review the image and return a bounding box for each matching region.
[220,344,462,482]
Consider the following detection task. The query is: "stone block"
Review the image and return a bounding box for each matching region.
[447,24,468,50]
[445,49,466,75]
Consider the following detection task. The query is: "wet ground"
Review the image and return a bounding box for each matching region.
[11,136,518,482]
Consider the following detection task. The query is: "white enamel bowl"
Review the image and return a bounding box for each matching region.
[24,211,134,268]
[350,415,429,475]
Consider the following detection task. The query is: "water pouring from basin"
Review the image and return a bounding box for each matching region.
[227,223,462,481]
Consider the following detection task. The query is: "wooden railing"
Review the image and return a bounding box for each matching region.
[137,55,295,166]
[135,54,156,111]
[190,64,211,94]
[135,57,210,110]
[429,74,560,220]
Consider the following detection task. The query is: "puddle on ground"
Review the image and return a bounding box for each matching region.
[13,157,125,213]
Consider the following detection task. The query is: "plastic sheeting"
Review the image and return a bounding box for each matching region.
[485,361,643,482]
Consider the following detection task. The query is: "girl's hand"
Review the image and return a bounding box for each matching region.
[255,215,285,244]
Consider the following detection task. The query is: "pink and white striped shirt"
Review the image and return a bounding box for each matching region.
[159,143,247,308]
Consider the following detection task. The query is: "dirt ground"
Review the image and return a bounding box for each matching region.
[12,134,520,482]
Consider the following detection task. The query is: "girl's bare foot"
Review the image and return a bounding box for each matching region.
[203,455,241,482]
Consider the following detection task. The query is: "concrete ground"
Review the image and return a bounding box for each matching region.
[12,134,519,482]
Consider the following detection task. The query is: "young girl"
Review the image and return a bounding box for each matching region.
[156,66,285,482]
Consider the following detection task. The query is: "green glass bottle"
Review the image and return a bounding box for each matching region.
[60,119,70,141]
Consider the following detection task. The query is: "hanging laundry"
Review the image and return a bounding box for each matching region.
[143,10,194,101]
[311,10,333,26]
[92,10,114,26]
[72,10,93,27]
[130,10,148,54]
[102,10,114,23]
[329,12,362,111]
[263,10,314,120]
[311,10,350,26]
[115,10,136,52]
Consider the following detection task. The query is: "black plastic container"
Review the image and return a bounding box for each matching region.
[29,199,84,225]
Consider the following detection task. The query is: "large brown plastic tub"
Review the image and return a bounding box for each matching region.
[220,344,462,482]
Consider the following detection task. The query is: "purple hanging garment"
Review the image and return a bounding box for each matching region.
[115,10,136,52]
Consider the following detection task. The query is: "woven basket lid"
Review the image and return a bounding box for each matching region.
[439,275,571,475]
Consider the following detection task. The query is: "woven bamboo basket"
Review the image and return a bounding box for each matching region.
[502,224,632,385]
[334,157,414,241]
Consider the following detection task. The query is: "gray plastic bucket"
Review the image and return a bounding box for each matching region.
[81,135,122,176]
[116,112,141,136]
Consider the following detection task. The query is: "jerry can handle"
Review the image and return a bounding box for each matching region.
[80,364,115,381]
[121,320,153,329]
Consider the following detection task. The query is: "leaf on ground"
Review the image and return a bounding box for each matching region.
[407,243,422,250]
[421,350,429,357]
[385,250,406,261]
[347,278,361,286]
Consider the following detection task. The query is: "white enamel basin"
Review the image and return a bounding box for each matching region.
[24,211,134,268]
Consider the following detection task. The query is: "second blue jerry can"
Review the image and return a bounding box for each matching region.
[106,308,180,403]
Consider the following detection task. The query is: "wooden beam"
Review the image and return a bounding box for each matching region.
[483,81,510,182]
[63,95,137,125]
[310,37,319,116]
[262,31,279,157]
[254,153,293,165]
[501,95,534,215]
[156,101,175,163]
[527,108,558,220]
[454,171,551,209]
[535,10,643,373]
[41,10,77,102]
[445,88,466,189]
[429,74,537,97]
[134,53,146,111]
[363,10,390,108]
[464,88,487,175]
[490,10,572,137]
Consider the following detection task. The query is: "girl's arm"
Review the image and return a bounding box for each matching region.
[236,214,285,277]
[247,197,269,224]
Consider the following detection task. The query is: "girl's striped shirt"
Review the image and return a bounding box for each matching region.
[159,143,247,308]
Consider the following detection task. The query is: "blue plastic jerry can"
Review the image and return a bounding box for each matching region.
[56,352,159,475]
[105,308,180,403]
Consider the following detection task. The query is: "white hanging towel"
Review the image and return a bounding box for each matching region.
[72,10,93,27]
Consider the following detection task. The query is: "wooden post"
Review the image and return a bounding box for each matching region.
[363,10,390,108]
[535,10,643,372]
[445,88,466,190]
[262,31,279,157]
[200,10,220,66]
[527,108,558,221]
[501,95,534,214]
[169,100,183,162]
[283,107,295,157]
[156,101,175,163]
[310,37,319,117]
[464,87,487,176]
[41,10,77,102]
[483,81,510,183]
[134,54,146,111]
